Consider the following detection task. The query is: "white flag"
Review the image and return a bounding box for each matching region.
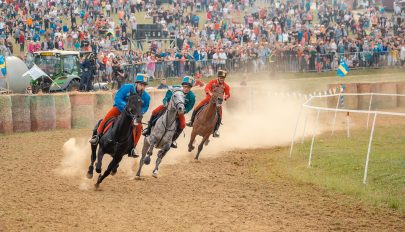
[22,64,50,81]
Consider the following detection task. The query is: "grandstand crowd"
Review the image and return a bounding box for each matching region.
[0,0,404,82]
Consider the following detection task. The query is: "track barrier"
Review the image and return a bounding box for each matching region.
[1,81,405,134]
[0,95,13,133]
[69,92,95,129]
[30,94,56,131]
[94,92,113,123]
[54,93,72,129]
[11,94,31,132]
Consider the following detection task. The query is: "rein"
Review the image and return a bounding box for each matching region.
[155,96,184,146]
[111,96,141,145]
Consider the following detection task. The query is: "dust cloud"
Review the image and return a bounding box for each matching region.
[165,82,317,164]
[56,80,319,182]
[56,137,89,178]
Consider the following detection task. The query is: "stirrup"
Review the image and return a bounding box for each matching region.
[213,131,220,138]
[186,121,193,127]
[142,126,151,136]
[129,148,139,158]
[170,141,178,149]
[142,129,149,137]
[89,135,99,145]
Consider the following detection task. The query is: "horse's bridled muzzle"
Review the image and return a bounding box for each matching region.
[132,114,142,126]
[217,98,224,107]
[178,105,185,114]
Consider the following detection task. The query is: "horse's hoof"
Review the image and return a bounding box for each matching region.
[144,155,151,165]
[95,168,101,174]
[188,146,194,152]
[152,171,158,178]
[111,170,117,176]
[134,175,142,180]
[86,172,93,179]
[95,177,101,189]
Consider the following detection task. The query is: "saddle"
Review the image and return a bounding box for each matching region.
[196,103,220,118]
[151,107,167,127]
[102,117,116,135]
[100,117,135,145]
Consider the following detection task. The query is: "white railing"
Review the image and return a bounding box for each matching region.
[290,93,405,184]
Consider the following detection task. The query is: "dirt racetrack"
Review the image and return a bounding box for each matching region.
[1,129,404,232]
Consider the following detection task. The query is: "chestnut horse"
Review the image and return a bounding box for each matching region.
[188,85,224,160]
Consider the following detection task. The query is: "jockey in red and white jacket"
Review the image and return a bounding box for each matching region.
[186,69,230,137]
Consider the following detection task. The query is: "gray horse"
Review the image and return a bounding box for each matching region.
[136,87,185,178]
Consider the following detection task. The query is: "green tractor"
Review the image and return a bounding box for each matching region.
[32,50,82,93]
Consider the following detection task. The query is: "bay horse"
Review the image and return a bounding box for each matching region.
[87,93,143,188]
[188,85,224,160]
[136,87,185,178]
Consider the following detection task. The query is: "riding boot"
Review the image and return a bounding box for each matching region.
[213,114,222,138]
[142,121,153,136]
[89,133,101,145]
[170,128,183,148]
[186,110,197,127]
[142,114,157,136]
[129,148,139,158]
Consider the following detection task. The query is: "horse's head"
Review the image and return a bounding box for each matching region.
[125,92,143,125]
[210,85,224,107]
[168,87,186,115]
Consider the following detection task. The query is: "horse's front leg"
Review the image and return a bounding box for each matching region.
[153,144,171,178]
[144,136,157,166]
[88,120,102,178]
[87,143,98,179]
[195,134,210,160]
[95,146,105,174]
[95,154,123,189]
[136,137,150,178]
[111,163,119,176]
[188,129,197,152]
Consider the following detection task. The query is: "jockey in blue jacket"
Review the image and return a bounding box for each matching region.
[89,73,151,157]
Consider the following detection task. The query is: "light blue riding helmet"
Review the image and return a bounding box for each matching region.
[181,76,195,87]
[135,73,149,85]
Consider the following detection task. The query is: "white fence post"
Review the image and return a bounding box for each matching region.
[366,94,374,129]
[331,94,341,135]
[289,106,303,157]
[308,109,321,167]
[363,112,378,184]
[301,110,308,144]
[346,112,351,138]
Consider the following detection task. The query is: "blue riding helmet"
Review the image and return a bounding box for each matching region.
[181,76,195,87]
[135,73,149,85]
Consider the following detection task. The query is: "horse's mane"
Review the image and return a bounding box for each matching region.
[169,86,183,93]
[212,85,224,97]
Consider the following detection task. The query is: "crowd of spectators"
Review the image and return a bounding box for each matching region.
[0,0,404,83]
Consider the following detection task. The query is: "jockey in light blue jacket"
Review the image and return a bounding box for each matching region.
[90,73,151,157]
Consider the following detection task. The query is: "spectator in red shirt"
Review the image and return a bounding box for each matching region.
[193,72,205,87]
[19,33,25,52]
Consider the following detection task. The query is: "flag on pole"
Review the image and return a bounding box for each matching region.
[0,55,6,77]
[340,84,346,108]
[337,60,350,77]
[22,64,50,81]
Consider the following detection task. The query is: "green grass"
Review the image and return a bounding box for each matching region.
[254,124,405,214]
